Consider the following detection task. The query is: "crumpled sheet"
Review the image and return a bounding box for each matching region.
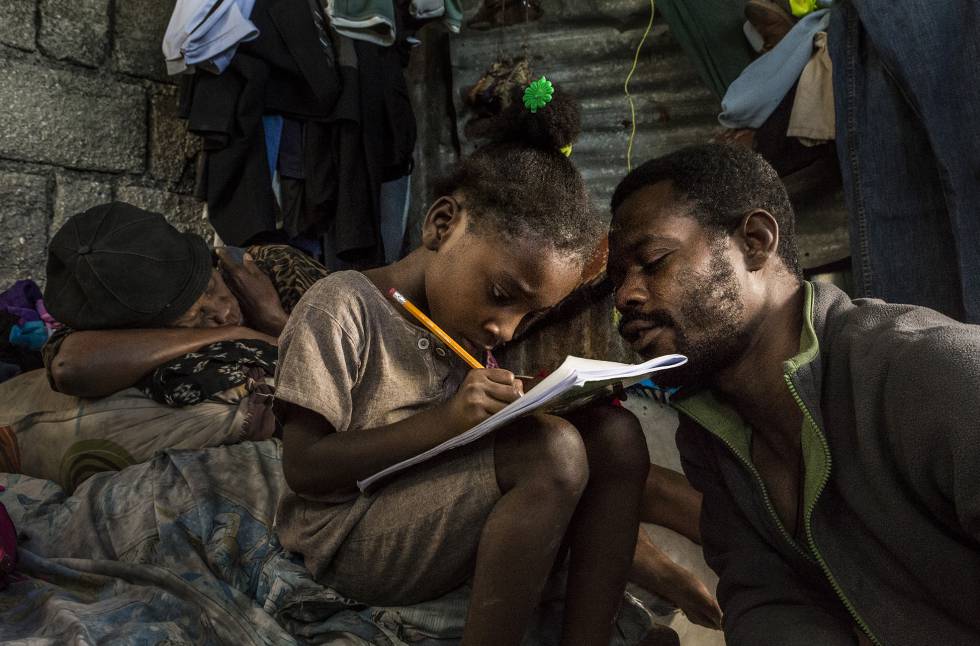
[0,440,656,644]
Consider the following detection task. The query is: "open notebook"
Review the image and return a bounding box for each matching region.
[356,353,687,491]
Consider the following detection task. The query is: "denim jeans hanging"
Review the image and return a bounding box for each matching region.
[830,1,980,323]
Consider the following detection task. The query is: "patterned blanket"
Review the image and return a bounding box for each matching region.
[0,440,656,644]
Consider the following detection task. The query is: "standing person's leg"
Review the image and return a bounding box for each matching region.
[848,0,980,323]
[558,404,650,646]
[831,2,965,320]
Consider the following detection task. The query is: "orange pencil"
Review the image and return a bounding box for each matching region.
[388,288,485,370]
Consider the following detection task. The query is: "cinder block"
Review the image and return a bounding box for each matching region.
[0,0,36,51]
[0,61,146,173]
[113,0,173,81]
[0,172,50,286]
[52,174,114,237]
[149,84,200,184]
[116,185,213,242]
[39,0,110,67]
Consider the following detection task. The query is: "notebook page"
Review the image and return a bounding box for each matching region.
[357,353,687,490]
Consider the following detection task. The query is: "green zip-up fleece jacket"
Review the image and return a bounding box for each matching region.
[674,281,980,646]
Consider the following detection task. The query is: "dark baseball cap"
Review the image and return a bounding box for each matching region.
[44,202,213,330]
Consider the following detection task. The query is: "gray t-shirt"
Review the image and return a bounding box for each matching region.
[274,270,468,501]
[274,272,503,597]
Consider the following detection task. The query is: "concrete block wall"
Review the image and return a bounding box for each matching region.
[0,0,209,288]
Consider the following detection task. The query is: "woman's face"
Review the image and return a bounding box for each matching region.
[170,269,244,329]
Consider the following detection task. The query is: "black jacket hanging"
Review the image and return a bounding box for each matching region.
[180,0,341,245]
[298,36,416,265]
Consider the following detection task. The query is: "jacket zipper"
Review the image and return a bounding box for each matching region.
[681,409,812,564]
[784,375,882,646]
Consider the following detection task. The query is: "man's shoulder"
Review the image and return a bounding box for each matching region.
[821,285,980,364]
[823,292,980,418]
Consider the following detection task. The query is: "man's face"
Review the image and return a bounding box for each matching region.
[608,181,751,389]
[424,219,582,358]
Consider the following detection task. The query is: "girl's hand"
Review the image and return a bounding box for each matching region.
[445,368,524,432]
[216,249,288,336]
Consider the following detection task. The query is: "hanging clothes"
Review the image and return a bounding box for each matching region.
[179,0,419,265]
[830,0,980,323]
[181,0,342,246]
[655,0,757,101]
[409,0,446,21]
[264,29,416,268]
[379,175,411,263]
[753,78,833,179]
[787,31,834,145]
[302,34,416,267]
[719,8,831,129]
[163,0,260,75]
[326,0,462,46]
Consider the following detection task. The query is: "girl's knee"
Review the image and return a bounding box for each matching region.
[580,405,650,480]
[532,415,590,497]
[497,414,589,500]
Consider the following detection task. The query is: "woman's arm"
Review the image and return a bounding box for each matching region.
[49,326,277,397]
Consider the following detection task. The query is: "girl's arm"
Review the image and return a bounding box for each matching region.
[49,326,278,397]
[280,368,523,495]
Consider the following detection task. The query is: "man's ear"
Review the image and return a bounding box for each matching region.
[421,196,465,251]
[736,210,779,271]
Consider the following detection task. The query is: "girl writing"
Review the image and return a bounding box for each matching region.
[274,82,649,645]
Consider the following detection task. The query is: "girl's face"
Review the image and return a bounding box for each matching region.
[424,223,583,357]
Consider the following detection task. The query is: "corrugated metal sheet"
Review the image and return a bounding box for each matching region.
[450,2,721,213]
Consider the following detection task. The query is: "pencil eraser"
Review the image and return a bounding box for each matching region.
[387,288,396,297]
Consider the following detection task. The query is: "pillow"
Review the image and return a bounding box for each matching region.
[0,370,266,493]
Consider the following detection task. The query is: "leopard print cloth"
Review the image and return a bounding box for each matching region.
[245,244,330,314]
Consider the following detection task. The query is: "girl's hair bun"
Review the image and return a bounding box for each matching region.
[505,89,582,150]
[440,73,598,260]
[464,72,582,153]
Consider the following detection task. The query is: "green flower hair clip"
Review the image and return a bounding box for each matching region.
[523,76,554,113]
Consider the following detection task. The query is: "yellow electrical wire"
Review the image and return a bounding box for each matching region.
[624,0,656,172]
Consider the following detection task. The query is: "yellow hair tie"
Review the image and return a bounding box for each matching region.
[560,144,573,157]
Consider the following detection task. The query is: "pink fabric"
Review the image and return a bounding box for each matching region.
[35,299,62,333]
[0,484,16,590]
